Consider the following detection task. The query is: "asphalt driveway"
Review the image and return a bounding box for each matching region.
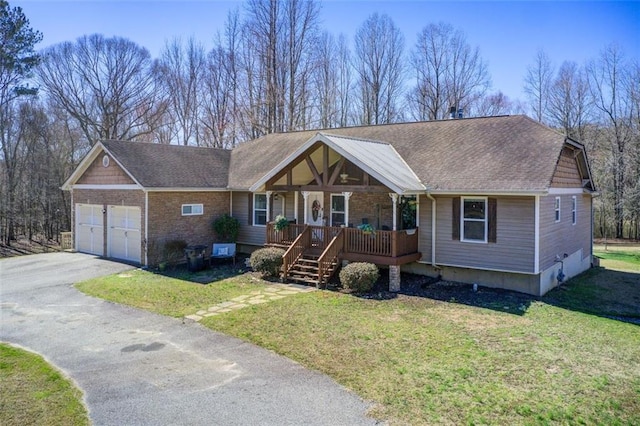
[0,253,376,425]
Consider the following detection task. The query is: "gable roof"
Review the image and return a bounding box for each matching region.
[63,140,231,190]
[249,132,425,194]
[231,115,588,194]
[64,115,595,195]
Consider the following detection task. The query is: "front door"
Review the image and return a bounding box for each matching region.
[305,192,324,226]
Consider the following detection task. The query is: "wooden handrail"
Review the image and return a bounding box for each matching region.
[317,228,344,288]
[282,226,311,282]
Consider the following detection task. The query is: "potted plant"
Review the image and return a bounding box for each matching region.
[357,223,375,235]
[274,214,289,232]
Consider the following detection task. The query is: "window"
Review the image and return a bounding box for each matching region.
[181,204,203,216]
[554,197,561,222]
[571,196,577,225]
[253,193,267,226]
[330,194,345,226]
[461,197,487,243]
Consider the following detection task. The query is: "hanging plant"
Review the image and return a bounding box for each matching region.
[274,215,290,232]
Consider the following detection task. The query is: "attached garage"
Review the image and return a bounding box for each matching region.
[107,205,141,263]
[75,204,104,256]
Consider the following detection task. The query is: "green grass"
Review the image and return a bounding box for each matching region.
[75,268,267,317]
[76,252,640,425]
[0,343,89,426]
[594,244,640,272]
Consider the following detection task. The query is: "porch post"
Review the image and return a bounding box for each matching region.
[302,191,310,225]
[342,192,352,227]
[389,265,401,292]
[266,191,273,222]
[294,191,299,223]
[389,193,399,230]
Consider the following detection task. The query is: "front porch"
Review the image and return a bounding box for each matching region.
[266,223,421,288]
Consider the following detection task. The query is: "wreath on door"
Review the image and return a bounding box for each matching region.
[312,199,321,221]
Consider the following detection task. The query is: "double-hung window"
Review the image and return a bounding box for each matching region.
[330,194,345,226]
[461,197,487,243]
[555,197,561,222]
[253,193,267,226]
[571,196,577,225]
[181,204,203,216]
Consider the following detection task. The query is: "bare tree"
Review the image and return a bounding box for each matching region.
[408,22,490,120]
[587,44,634,238]
[474,91,514,117]
[156,37,206,145]
[354,13,405,125]
[38,34,164,144]
[547,61,592,140]
[524,49,554,123]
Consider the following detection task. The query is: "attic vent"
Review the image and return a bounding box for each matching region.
[102,155,110,167]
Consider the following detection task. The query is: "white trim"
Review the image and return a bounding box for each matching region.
[253,193,268,226]
[419,261,537,275]
[431,189,546,196]
[330,193,346,227]
[71,184,142,190]
[548,187,585,195]
[427,194,436,266]
[181,204,204,216]
[145,187,229,192]
[461,196,488,244]
[534,195,540,274]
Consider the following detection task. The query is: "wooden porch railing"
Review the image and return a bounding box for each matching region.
[282,226,311,281]
[266,223,306,247]
[269,223,419,261]
[317,228,344,288]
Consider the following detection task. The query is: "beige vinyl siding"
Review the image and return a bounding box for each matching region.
[234,191,267,246]
[417,195,432,262]
[436,196,535,273]
[539,193,591,271]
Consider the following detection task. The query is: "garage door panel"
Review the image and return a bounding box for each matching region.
[75,204,103,256]
[108,206,141,264]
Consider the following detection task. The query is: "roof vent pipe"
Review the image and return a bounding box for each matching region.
[449,106,456,119]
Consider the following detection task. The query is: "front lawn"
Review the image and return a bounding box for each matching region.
[0,343,89,426]
[76,253,640,425]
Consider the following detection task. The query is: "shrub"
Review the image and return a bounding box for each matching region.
[212,214,240,242]
[163,239,187,266]
[339,262,379,293]
[250,247,285,277]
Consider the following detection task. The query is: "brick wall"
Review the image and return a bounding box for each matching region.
[147,192,231,262]
[348,192,394,229]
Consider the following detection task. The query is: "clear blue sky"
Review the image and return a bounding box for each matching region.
[13,0,640,102]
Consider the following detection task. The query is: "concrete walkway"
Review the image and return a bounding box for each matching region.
[186,283,316,322]
[0,253,377,426]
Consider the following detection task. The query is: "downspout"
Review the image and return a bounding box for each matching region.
[426,193,436,266]
[144,189,149,266]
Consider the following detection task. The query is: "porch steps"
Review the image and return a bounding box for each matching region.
[286,253,339,288]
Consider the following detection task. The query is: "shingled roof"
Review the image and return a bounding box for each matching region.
[101,140,230,188]
[65,115,592,194]
[230,115,578,193]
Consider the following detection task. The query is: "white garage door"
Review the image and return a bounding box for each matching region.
[76,204,104,256]
[108,206,142,264]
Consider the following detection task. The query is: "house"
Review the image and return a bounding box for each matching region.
[62,115,596,296]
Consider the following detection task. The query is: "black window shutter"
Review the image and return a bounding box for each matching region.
[248,193,253,225]
[488,197,497,243]
[452,197,460,240]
